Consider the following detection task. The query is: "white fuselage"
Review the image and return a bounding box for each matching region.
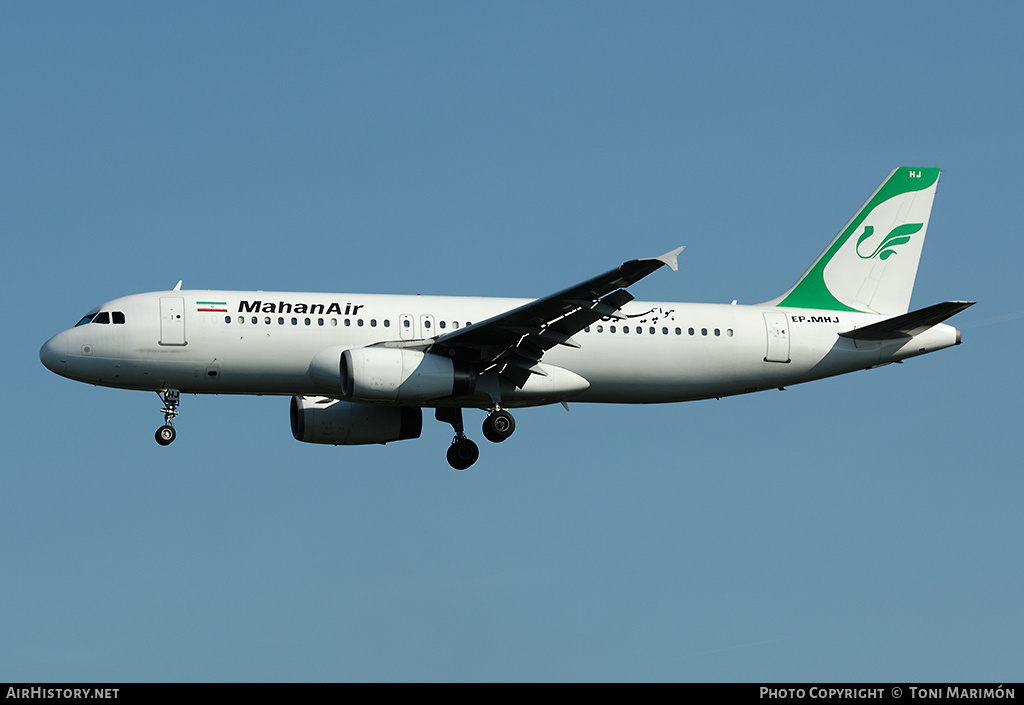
[40,289,961,408]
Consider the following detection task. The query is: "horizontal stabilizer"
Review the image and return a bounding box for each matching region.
[839,301,975,341]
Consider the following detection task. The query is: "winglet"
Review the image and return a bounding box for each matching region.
[173,280,183,291]
[655,246,685,272]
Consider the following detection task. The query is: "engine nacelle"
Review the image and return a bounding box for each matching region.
[290,395,422,445]
[340,347,475,402]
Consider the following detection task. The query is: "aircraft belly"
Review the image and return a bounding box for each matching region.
[85,334,317,394]
[542,337,747,403]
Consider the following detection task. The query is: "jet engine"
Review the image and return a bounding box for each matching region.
[339,348,475,402]
[290,395,422,445]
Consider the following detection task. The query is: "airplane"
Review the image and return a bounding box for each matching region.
[40,167,973,470]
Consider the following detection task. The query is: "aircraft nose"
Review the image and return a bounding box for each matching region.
[40,332,68,376]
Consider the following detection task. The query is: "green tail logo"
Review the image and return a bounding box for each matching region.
[856,223,923,260]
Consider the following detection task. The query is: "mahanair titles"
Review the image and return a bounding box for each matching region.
[237,300,365,316]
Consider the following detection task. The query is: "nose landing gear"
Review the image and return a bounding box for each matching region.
[155,389,180,446]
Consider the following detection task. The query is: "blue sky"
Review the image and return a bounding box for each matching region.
[2,2,1021,682]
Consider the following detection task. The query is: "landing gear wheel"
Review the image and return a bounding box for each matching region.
[447,437,479,470]
[155,389,181,446]
[155,424,176,446]
[482,409,516,443]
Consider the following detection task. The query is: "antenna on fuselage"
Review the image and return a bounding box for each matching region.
[173,280,182,291]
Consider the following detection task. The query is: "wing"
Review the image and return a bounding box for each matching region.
[402,247,684,388]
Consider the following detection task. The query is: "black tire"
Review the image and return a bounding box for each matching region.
[446,438,479,470]
[482,410,516,443]
[155,425,176,446]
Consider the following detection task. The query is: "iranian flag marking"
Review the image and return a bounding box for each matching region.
[197,301,228,313]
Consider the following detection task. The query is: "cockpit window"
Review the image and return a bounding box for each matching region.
[73,309,124,325]
[73,307,124,326]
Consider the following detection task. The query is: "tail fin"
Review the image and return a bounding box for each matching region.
[769,168,940,315]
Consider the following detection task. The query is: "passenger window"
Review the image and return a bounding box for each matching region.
[358,319,364,327]
[265,317,271,325]
[610,325,617,333]
[383,319,390,327]
[662,327,668,335]
[596,325,603,333]
[225,316,231,324]
[688,327,695,335]
[403,320,410,328]
[439,321,446,329]
[112,311,126,324]
[291,317,298,325]
[251,316,258,325]
[94,312,110,324]
[370,319,377,327]
[278,317,285,325]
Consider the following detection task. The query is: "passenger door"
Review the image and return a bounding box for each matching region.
[763,311,790,363]
[159,297,187,346]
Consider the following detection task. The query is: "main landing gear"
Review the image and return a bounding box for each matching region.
[155,389,180,446]
[482,409,515,443]
[436,407,517,470]
[447,437,479,471]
